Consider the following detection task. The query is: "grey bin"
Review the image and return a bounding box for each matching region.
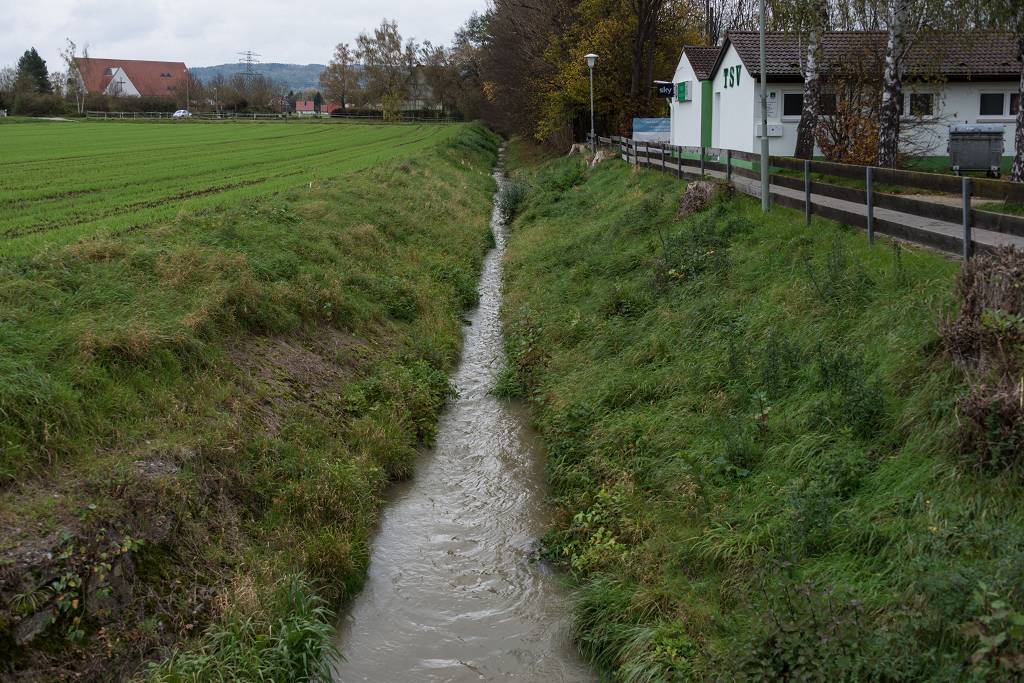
[948,124,1005,178]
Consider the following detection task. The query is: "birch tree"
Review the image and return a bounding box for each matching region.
[773,0,832,158]
[61,40,87,115]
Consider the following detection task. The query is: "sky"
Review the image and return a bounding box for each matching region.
[1,0,488,70]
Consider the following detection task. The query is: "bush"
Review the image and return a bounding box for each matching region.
[12,93,67,117]
[941,246,1024,470]
[496,177,529,222]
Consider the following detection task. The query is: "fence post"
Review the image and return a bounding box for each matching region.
[866,166,875,245]
[676,146,682,180]
[962,176,972,260]
[726,150,732,183]
[700,146,706,177]
[804,160,812,226]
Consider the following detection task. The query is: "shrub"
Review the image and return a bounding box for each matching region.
[654,205,754,287]
[12,93,67,117]
[496,177,529,223]
[941,246,1024,470]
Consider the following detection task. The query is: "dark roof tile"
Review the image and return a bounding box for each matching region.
[722,31,1020,81]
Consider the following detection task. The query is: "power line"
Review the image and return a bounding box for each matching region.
[237,50,262,78]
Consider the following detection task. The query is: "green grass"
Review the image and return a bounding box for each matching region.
[0,123,501,679]
[977,200,1024,216]
[0,119,459,256]
[501,149,1024,680]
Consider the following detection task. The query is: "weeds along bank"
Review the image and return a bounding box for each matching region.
[499,147,1024,680]
[0,124,500,680]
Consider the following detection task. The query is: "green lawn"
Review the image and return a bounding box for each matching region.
[501,148,1023,680]
[0,120,458,256]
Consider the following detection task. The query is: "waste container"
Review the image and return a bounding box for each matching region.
[948,124,1005,178]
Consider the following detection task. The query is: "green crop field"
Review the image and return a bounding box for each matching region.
[0,120,458,257]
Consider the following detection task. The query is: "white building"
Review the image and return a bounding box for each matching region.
[669,46,720,149]
[669,31,1021,159]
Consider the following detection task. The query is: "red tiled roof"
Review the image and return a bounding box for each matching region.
[720,31,1020,81]
[681,46,722,81]
[75,58,187,97]
[294,101,341,112]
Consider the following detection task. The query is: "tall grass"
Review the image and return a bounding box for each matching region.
[0,123,501,679]
[503,148,1024,680]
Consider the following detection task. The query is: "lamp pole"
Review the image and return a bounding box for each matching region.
[586,53,598,154]
[759,0,770,212]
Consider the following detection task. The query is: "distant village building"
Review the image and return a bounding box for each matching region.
[74,58,188,98]
[293,100,342,115]
[668,31,1022,158]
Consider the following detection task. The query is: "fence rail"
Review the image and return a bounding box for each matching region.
[85,111,458,124]
[593,135,1024,259]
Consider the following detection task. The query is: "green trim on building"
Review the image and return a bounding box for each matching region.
[700,80,713,148]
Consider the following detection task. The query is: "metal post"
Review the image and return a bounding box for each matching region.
[700,146,706,177]
[759,0,770,212]
[804,160,812,226]
[866,166,875,245]
[962,176,972,260]
[676,146,682,180]
[587,55,597,156]
[726,149,732,182]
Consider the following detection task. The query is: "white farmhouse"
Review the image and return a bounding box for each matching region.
[669,31,1021,160]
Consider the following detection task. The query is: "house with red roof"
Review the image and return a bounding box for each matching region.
[294,100,342,115]
[74,58,188,99]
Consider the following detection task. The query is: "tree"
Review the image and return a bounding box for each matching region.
[313,90,323,114]
[61,39,87,114]
[320,43,360,110]
[356,19,416,118]
[872,0,963,167]
[772,0,832,159]
[15,48,51,94]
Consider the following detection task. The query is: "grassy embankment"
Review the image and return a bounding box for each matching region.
[500,145,1024,680]
[0,123,500,680]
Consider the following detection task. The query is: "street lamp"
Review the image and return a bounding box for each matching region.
[585,53,598,154]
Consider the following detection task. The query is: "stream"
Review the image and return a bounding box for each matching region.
[331,151,595,682]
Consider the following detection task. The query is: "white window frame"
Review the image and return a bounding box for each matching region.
[781,90,804,122]
[978,91,1013,121]
[902,90,937,121]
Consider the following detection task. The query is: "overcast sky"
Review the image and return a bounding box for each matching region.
[2,0,488,70]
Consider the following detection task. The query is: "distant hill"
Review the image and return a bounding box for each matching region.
[190,63,326,92]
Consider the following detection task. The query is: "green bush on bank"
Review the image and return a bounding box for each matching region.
[501,149,1024,680]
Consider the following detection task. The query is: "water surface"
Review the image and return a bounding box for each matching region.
[332,152,595,683]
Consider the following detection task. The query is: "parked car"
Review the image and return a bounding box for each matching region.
[172,110,191,118]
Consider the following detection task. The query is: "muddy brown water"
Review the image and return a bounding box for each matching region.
[332,153,596,682]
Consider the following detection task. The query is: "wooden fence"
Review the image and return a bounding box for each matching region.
[595,135,1024,259]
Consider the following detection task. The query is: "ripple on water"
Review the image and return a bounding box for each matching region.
[332,153,595,683]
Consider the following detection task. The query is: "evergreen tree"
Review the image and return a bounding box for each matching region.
[15,48,52,93]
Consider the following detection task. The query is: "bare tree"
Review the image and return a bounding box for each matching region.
[356,19,416,119]
[320,43,360,110]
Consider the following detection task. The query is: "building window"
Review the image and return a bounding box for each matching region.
[980,93,1005,116]
[783,93,803,117]
[160,72,171,78]
[909,93,934,117]
[104,67,113,76]
[1012,93,1020,116]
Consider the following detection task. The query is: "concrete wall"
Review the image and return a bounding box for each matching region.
[908,81,1019,156]
[670,56,702,147]
[104,68,140,98]
[712,45,757,153]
